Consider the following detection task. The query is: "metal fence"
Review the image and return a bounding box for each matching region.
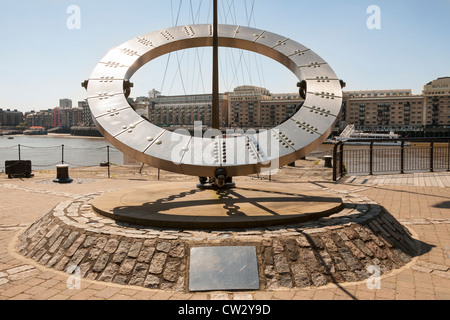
[333,138,450,181]
[1,144,123,178]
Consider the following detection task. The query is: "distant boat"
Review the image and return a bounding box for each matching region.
[334,125,409,146]
[7,136,14,140]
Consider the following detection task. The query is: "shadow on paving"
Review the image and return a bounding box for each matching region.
[433,201,450,209]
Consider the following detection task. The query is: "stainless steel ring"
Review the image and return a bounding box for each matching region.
[86,24,342,177]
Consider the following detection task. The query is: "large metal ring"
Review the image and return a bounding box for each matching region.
[86,24,342,177]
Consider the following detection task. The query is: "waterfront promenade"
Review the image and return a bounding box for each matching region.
[0,163,449,301]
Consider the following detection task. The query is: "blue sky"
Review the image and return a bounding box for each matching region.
[0,0,449,112]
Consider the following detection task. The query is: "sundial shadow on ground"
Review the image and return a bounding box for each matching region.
[114,187,341,217]
[92,181,345,229]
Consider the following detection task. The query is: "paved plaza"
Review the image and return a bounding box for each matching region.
[0,165,449,301]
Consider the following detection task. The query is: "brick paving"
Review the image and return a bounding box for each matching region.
[0,170,449,300]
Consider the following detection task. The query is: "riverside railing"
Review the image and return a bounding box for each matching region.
[0,144,122,178]
[333,137,450,181]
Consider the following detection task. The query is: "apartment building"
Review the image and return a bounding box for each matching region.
[342,90,425,130]
[143,78,449,133]
[422,77,450,127]
[148,93,228,128]
[0,109,24,127]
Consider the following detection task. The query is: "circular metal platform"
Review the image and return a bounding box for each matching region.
[91,182,344,229]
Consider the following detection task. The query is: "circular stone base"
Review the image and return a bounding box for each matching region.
[16,184,421,292]
[91,182,344,229]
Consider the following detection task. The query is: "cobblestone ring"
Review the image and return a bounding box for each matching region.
[85,24,343,178]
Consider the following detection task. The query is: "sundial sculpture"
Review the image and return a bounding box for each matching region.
[15,9,419,293]
[83,24,344,189]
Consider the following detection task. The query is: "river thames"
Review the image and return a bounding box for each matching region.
[0,133,335,172]
[2,134,444,176]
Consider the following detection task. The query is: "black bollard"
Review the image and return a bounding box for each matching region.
[324,156,333,168]
[53,164,73,184]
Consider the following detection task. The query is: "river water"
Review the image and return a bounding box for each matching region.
[0,134,335,172]
[0,134,124,171]
[5,134,440,176]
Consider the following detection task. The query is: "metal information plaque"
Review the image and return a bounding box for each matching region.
[189,246,260,292]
